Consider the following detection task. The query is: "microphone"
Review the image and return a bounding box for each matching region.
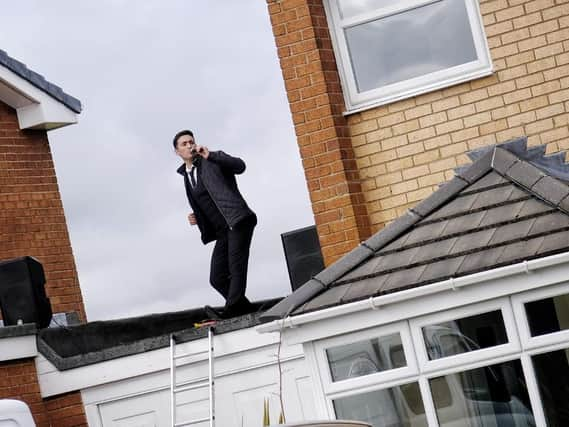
[191,147,202,165]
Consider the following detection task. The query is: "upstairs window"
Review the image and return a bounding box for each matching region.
[323,0,493,112]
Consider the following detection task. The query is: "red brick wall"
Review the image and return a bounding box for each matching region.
[0,359,87,427]
[0,101,86,321]
[267,0,371,265]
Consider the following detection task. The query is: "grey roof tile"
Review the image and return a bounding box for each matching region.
[341,275,390,303]
[410,238,458,264]
[488,218,536,245]
[518,198,554,217]
[300,283,351,312]
[457,246,507,274]
[497,237,545,264]
[418,256,466,283]
[507,160,547,189]
[470,185,525,210]
[492,147,519,175]
[451,229,496,253]
[0,49,82,113]
[340,255,384,282]
[531,176,569,205]
[412,176,468,218]
[364,210,421,251]
[478,201,525,227]
[428,193,479,220]
[537,231,569,254]
[438,211,486,235]
[461,171,509,194]
[528,212,569,235]
[373,247,421,273]
[315,244,374,285]
[402,221,449,246]
[457,149,493,184]
[260,279,326,321]
[380,232,411,252]
[380,265,427,293]
[561,195,569,213]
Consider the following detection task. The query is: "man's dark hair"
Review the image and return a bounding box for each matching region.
[173,129,194,148]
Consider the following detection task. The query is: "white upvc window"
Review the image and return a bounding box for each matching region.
[409,298,521,374]
[311,285,569,426]
[322,0,493,112]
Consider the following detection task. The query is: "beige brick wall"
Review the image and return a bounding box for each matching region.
[348,0,569,234]
[268,0,569,261]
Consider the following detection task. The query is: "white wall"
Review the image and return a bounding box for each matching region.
[37,326,315,427]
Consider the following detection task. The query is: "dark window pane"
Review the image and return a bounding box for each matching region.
[533,349,569,426]
[333,382,428,427]
[423,310,508,360]
[525,293,569,336]
[430,360,535,427]
[326,333,406,382]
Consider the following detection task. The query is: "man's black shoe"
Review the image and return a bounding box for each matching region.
[222,302,255,319]
[203,305,223,320]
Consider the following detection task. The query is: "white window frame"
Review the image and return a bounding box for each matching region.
[314,321,418,396]
[409,298,521,374]
[322,0,494,113]
[512,281,569,351]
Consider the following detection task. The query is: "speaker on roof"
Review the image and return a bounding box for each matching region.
[281,225,325,291]
[0,256,52,328]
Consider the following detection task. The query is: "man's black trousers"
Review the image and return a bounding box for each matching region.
[209,214,257,309]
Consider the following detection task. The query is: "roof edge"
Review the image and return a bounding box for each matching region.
[0,49,81,113]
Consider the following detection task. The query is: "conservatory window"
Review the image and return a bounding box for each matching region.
[322,0,493,111]
[525,292,569,337]
[422,310,508,360]
[326,333,406,382]
[430,360,535,426]
[532,348,569,426]
[333,382,428,427]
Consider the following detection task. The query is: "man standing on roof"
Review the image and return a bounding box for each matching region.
[173,130,257,319]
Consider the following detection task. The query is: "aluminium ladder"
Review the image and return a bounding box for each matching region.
[170,325,215,427]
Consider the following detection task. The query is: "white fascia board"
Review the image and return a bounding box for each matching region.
[257,252,569,343]
[0,66,78,130]
[0,335,37,362]
[36,325,301,398]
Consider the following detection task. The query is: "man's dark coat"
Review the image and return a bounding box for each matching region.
[177,151,255,244]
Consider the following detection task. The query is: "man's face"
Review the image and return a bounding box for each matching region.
[175,134,196,161]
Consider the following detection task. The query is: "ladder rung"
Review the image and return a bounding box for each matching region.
[174,381,210,393]
[174,349,209,360]
[174,416,210,426]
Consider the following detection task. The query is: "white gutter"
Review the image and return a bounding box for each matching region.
[257,251,569,333]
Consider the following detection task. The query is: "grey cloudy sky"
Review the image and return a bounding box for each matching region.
[2,1,314,320]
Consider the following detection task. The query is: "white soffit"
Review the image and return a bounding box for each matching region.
[0,65,78,131]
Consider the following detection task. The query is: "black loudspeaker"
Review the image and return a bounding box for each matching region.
[281,225,325,291]
[0,256,52,328]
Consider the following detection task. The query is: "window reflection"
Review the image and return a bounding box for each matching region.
[430,360,535,427]
[525,293,569,336]
[344,0,477,92]
[334,382,428,427]
[533,348,569,426]
[326,333,405,382]
[423,310,508,360]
